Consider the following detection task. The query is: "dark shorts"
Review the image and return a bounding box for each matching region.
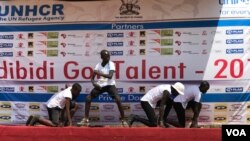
[47,106,62,126]
[90,85,119,99]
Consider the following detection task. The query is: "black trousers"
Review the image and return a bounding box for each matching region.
[133,101,158,127]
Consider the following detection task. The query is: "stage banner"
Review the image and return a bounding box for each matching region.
[0,0,250,126]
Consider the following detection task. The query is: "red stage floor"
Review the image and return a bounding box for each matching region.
[0,125,221,141]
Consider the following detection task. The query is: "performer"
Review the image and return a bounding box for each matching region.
[26,83,82,127]
[126,82,185,127]
[170,81,210,128]
[77,49,126,126]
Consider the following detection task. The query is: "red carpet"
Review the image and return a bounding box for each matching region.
[0,126,221,141]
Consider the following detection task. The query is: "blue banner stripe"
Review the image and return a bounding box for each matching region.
[0,19,250,31]
[1,93,250,103]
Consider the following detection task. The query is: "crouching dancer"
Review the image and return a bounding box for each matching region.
[26,83,82,127]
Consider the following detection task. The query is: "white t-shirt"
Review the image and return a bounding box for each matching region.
[174,85,201,109]
[140,85,172,108]
[47,87,72,109]
[95,61,116,87]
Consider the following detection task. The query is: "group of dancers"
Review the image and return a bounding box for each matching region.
[26,49,210,128]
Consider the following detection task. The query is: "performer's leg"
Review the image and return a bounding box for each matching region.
[108,85,125,120]
[189,100,202,128]
[172,102,186,127]
[85,88,102,119]
[134,101,157,127]
[78,88,102,126]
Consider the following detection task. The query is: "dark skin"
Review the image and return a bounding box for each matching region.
[91,50,113,90]
[65,88,81,126]
[189,82,210,127]
[158,86,181,127]
[60,102,79,126]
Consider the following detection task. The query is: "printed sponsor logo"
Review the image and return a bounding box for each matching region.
[127,87,134,93]
[247,103,250,110]
[225,87,243,92]
[15,114,26,120]
[122,105,131,111]
[214,116,227,122]
[214,104,227,111]
[230,104,244,111]
[202,40,207,45]
[0,115,11,121]
[29,104,40,110]
[148,48,161,55]
[175,50,181,55]
[139,86,145,93]
[0,35,14,39]
[199,116,210,121]
[201,104,211,110]
[16,34,25,39]
[175,31,181,36]
[17,42,24,48]
[60,51,82,57]
[161,48,173,55]
[230,115,243,121]
[219,0,249,5]
[202,30,207,35]
[14,103,26,108]
[226,39,244,44]
[0,103,11,109]
[226,29,243,35]
[161,30,173,37]
[127,31,137,37]
[103,104,115,110]
[117,88,123,93]
[107,42,124,47]
[0,43,13,48]
[211,30,222,35]
[183,31,199,36]
[247,116,250,122]
[16,51,25,57]
[161,39,173,46]
[110,51,123,56]
[0,4,64,17]
[0,87,15,92]
[60,33,67,39]
[47,41,58,48]
[47,50,58,57]
[215,106,227,110]
[126,40,137,46]
[226,48,244,54]
[90,105,99,111]
[47,32,59,39]
[47,86,59,93]
[126,49,136,56]
[107,33,124,38]
[0,52,13,57]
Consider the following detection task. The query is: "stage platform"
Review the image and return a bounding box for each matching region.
[0,125,221,141]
